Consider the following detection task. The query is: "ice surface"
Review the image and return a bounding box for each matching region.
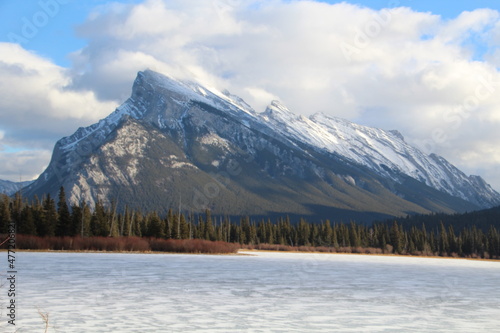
[3,251,499,332]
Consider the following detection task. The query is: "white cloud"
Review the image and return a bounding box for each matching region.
[0,150,52,182]
[2,0,500,191]
[0,42,118,181]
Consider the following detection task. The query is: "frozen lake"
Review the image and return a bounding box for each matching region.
[2,251,500,332]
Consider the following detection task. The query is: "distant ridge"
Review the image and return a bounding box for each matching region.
[0,179,34,196]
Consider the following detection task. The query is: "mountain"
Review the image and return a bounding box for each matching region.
[0,179,34,196]
[23,70,500,222]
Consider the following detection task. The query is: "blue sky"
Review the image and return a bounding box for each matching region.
[1,0,500,190]
[1,0,499,67]
[0,1,140,66]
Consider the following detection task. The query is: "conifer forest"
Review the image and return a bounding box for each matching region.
[1,187,499,259]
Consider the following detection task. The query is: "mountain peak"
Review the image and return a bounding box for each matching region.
[262,100,298,122]
[133,69,205,104]
[23,69,500,220]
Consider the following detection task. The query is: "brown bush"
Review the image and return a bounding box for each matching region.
[16,235,49,250]
[47,236,74,250]
[365,247,383,255]
[384,244,394,254]
[149,238,239,254]
[123,237,150,252]
[252,243,298,251]
[314,246,336,253]
[337,246,353,253]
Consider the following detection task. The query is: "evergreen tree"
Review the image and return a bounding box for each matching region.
[38,194,57,237]
[71,204,83,237]
[146,212,165,238]
[171,213,180,239]
[390,221,403,254]
[10,193,23,231]
[164,209,173,239]
[439,222,449,256]
[90,200,109,237]
[204,210,215,241]
[349,221,361,248]
[108,200,121,237]
[56,187,72,236]
[0,194,11,233]
[298,218,310,246]
[18,205,37,235]
[322,220,332,246]
[179,213,189,239]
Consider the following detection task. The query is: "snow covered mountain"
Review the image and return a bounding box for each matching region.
[23,70,500,221]
[0,179,34,196]
[261,101,499,208]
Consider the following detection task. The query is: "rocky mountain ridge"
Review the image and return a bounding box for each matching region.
[22,70,500,221]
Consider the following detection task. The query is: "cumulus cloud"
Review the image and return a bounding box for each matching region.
[0,42,118,180]
[2,0,500,190]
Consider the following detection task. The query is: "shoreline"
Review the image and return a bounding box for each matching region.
[239,249,500,262]
[2,248,499,262]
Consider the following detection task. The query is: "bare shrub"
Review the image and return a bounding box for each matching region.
[338,247,352,253]
[47,236,74,250]
[16,235,49,250]
[315,246,336,253]
[124,237,150,252]
[149,239,239,254]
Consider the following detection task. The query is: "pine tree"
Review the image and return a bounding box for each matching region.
[204,210,215,241]
[439,222,449,256]
[10,193,23,232]
[179,213,189,239]
[239,216,249,244]
[322,220,333,246]
[71,204,83,237]
[38,194,57,237]
[18,205,37,235]
[298,218,310,246]
[164,209,173,239]
[56,187,72,236]
[171,213,180,239]
[349,221,361,248]
[0,194,11,233]
[487,226,500,258]
[90,200,109,237]
[390,221,403,254]
[146,212,165,238]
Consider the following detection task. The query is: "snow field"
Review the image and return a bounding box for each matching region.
[2,251,499,332]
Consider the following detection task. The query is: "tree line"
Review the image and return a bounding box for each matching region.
[1,188,499,259]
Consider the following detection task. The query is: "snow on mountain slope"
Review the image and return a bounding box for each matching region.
[260,101,499,206]
[25,70,500,215]
[59,70,257,153]
[0,179,34,195]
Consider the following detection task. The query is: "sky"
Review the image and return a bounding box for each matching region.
[1,0,500,191]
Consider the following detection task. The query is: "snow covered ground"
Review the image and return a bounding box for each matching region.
[2,251,499,332]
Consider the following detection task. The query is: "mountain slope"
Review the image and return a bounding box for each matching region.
[1,179,33,196]
[261,101,499,208]
[23,70,500,222]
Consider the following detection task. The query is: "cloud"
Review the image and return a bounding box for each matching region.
[0,150,52,181]
[2,0,500,191]
[0,42,118,181]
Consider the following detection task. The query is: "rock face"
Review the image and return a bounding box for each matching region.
[22,70,500,222]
